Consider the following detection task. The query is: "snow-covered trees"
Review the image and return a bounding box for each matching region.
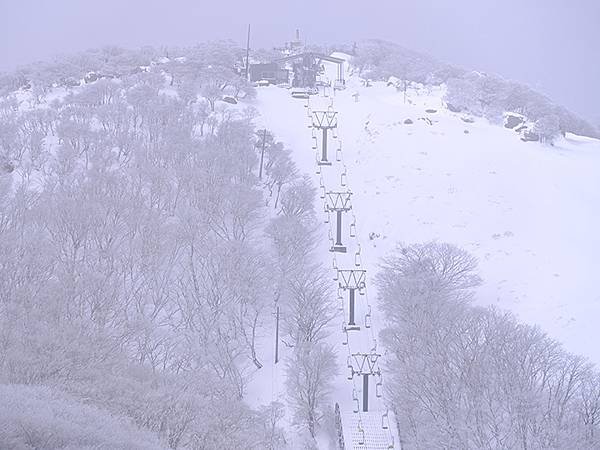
[354,39,599,140]
[0,46,295,447]
[283,268,336,346]
[259,150,338,442]
[377,242,600,449]
[534,113,561,142]
[285,343,338,439]
[353,39,462,85]
[0,384,164,450]
[445,71,599,139]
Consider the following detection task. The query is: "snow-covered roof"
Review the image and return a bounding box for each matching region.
[330,52,352,62]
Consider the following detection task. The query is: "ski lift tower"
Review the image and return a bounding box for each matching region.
[325,191,352,252]
[348,352,382,412]
[312,108,338,165]
[338,269,366,331]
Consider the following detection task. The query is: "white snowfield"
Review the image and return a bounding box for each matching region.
[255,60,600,379]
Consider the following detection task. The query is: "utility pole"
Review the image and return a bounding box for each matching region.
[325,191,352,253]
[311,109,338,165]
[245,24,251,81]
[338,269,366,330]
[259,129,267,180]
[274,305,280,363]
[348,352,381,412]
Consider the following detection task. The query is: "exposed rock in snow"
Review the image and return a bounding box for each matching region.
[387,76,401,88]
[504,112,526,129]
[446,102,462,112]
[521,130,540,142]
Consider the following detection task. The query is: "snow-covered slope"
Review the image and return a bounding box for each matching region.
[255,66,600,370]
[4,50,598,447]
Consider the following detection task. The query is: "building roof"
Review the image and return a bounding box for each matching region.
[275,52,346,65]
[249,62,279,69]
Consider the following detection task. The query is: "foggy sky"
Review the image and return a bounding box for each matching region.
[1,0,598,124]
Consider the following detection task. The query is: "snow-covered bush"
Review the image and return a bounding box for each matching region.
[0,384,164,450]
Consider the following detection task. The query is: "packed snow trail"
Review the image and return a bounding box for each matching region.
[254,56,600,448]
[254,76,401,448]
[303,90,399,449]
[256,70,600,368]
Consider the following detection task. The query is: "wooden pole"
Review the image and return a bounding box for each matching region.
[245,24,251,80]
[274,305,280,364]
[259,129,267,180]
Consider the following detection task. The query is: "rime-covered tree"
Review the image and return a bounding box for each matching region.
[377,242,600,449]
[285,342,338,438]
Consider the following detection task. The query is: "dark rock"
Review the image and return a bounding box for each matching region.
[446,103,461,113]
[425,109,437,113]
[514,124,527,133]
[222,95,238,105]
[505,114,524,129]
[521,131,540,142]
[1,160,14,173]
[84,72,99,83]
[61,77,80,88]
[464,129,469,134]
[404,118,413,125]
[461,116,475,123]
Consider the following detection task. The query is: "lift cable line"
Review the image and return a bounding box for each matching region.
[301,86,396,449]
[328,141,385,349]
[309,101,394,449]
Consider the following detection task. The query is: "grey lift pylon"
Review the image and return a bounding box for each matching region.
[338,269,366,331]
[348,352,381,412]
[311,108,338,165]
[325,191,352,253]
